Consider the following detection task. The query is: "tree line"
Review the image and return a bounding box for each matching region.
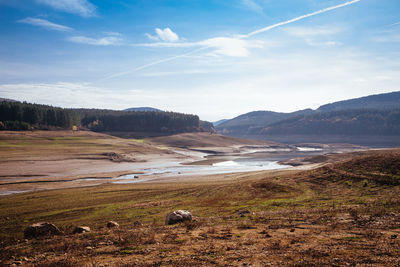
[0,101,211,134]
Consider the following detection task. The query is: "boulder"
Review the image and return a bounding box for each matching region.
[73,226,91,234]
[106,221,119,228]
[165,210,192,225]
[24,222,62,239]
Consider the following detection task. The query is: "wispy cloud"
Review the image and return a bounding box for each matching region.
[283,26,342,37]
[137,37,263,57]
[107,0,361,79]
[241,0,263,14]
[18,17,73,32]
[146,28,179,42]
[36,0,96,17]
[0,82,131,109]
[373,33,400,43]
[68,35,122,46]
[283,26,342,46]
[139,0,360,56]
[101,47,208,81]
[388,21,400,27]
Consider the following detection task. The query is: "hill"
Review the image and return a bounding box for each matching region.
[124,107,163,112]
[0,101,212,135]
[263,109,400,136]
[318,91,400,112]
[212,119,228,126]
[216,109,314,135]
[216,91,400,146]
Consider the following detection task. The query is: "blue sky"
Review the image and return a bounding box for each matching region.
[0,0,399,121]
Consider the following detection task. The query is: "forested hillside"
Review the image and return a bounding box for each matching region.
[318,91,400,112]
[216,91,400,138]
[263,109,400,135]
[0,101,211,134]
[217,109,314,135]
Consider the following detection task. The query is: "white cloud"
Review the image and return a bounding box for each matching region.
[241,0,263,14]
[373,32,400,43]
[18,17,73,32]
[36,0,96,17]
[134,0,360,61]
[137,37,264,57]
[146,28,179,42]
[283,26,342,37]
[201,37,253,57]
[0,82,132,109]
[1,50,399,121]
[68,35,121,46]
[283,26,342,46]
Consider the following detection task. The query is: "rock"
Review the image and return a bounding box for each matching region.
[165,210,192,225]
[237,210,251,217]
[24,222,62,239]
[106,221,119,228]
[73,226,91,234]
[133,221,143,227]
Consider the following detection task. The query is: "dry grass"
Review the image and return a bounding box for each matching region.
[0,149,399,266]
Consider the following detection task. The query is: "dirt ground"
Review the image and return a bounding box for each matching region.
[1,131,399,266]
[0,131,298,195]
[0,148,399,266]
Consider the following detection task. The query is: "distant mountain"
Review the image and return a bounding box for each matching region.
[216,109,314,135]
[213,119,228,126]
[263,109,400,136]
[216,91,400,146]
[318,91,400,112]
[124,107,163,112]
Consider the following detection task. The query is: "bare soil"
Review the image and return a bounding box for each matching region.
[0,146,399,266]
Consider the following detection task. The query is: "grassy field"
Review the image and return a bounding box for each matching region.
[0,149,399,266]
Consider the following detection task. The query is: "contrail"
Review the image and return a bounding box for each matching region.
[99,0,361,81]
[99,47,207,81]
[243,0,361,38]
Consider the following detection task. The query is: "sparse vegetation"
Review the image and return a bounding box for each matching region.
[0,149,399,265]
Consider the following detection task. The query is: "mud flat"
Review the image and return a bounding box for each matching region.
[0,130,371,195]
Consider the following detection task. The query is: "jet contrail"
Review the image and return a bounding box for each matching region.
[99,47,207,81]
[244,0,361,38]
[99,0,361,81]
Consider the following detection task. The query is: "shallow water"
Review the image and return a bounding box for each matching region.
[110,157,291,184]
[1,145,334,195]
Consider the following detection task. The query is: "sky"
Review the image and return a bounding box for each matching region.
[0,0,400,121]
